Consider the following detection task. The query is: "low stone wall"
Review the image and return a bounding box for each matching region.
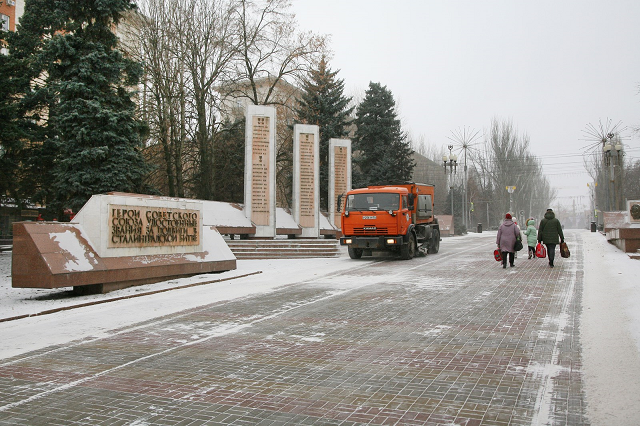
[606,227,640,254]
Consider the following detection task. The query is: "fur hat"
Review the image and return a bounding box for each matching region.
[505,213,512,219]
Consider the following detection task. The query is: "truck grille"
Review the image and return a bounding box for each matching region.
[353,227,389,235]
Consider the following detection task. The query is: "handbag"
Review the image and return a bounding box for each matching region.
[494,249,503,262]
[560,241,570,258]
[514,236,523,252]
[535,242,547,258]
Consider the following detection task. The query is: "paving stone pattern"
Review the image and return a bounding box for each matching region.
[0,232,587,425]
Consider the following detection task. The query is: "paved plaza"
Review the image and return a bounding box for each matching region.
[0,232,587,425]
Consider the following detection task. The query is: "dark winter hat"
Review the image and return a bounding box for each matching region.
[547,208,553,212]
[505,213,512,219]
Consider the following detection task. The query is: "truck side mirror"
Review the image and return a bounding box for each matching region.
[337,194,343,212]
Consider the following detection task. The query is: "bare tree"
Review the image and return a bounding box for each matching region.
[179,0,238,199]
[229,0,327,107]
[473,118,554,225]
[126,1,190,197]
[128,0,326,203]
[131,0,239,199]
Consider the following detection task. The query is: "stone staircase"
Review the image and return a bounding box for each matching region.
[226,238,341,259]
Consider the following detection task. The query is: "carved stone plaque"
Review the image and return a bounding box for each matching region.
[299,133,315,228]
[251,116,270,226]
[333,145,348,226]
[108,205,199,248]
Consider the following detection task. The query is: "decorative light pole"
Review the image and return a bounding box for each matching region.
[443,144,457,221]
[603,134,624,211]
[582,119,627,213]
[448,127,480,232]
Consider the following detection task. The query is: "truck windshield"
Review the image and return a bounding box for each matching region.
[346,193,400,211]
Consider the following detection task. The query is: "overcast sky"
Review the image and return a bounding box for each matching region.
[291,0,640,211]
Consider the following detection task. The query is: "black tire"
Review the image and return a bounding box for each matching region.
[428,229,440,254]
[400,233,416,260]
[348,247,363,259]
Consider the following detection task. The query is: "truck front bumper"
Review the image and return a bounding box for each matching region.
[340,236,405,249]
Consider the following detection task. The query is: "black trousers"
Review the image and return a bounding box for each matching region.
[545,243,557,265]
[501,251,514,266]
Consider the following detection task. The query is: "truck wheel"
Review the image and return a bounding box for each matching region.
[401,233,416,260]
[348,247,363,259]
[427,229,440,254]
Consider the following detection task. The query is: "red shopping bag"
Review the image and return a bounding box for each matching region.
[535,242,546,258]
[494,249,502,262]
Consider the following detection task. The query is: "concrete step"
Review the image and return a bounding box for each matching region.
[226,239,341,259]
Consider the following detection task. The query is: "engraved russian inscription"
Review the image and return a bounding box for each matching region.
[334,145,348,226]
[299,133,315,228]
[108,205,200,248]
[251,116,270,226]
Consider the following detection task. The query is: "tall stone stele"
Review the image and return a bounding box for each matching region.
[328,138,352,229]
[244,105,277,237]
[293,124,320,238]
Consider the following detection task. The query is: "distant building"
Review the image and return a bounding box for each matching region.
[1,0,22,55]
[217,76,301,126]
[411,152,448,216]
[1,0,23,33]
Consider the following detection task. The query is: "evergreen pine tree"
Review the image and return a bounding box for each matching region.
[295,57,353,210]
[0,0,62,207]
[352,82,415,188]
[0,36,27,202]
[41,0,152,213]
[5,0,152,215]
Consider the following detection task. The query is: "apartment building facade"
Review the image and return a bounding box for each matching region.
[0,0,23,33]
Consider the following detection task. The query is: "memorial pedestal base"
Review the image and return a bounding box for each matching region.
[12,222,236,293]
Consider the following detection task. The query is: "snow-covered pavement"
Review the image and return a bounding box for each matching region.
[1,230,640,425]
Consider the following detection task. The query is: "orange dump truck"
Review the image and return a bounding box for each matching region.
[339,182,440,259]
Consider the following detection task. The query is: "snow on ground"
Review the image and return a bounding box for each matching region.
[2,231,640,352]
[0,248,360,359]
[580,230,640,425]
[2,230,640,424]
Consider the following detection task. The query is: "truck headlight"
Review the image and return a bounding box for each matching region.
[344,238,352,244]
[386,238,397,245]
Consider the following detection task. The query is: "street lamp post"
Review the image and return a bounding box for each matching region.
[587,182,598,231]
[506,186,516,216]
[443,145,458,227]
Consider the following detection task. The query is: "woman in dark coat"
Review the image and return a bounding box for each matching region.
[538,208,564,268]
[497,213,520,268]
